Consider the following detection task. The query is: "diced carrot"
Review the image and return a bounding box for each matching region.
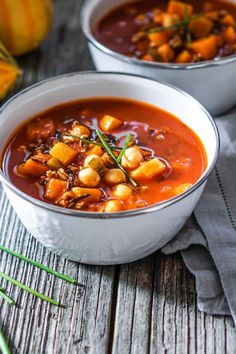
[88,145,104,156]
[157,44,175,62]
[167,1,193,19]
[47,157,62,170]
[189,17,213,39]
[131,158,166,180]
[223,26,236,44]
[45,179,67,201]
[175,50,192,63]
[49,142,78,166]
[174,183,192,195]
[221,14,236,26]
[141,54,154,62]
[17,158,48,177]
[100,114,123,132]
[71,187,102,202]
[148,32,169,46]
[213,35,224,48]
[191,35,217,60]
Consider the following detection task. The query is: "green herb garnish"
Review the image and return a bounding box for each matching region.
[64,134,122,151]
[0,245,81,286]
[96,129,138,188]
[0,271,63,307]
[117,133,131,163]
[0,329,11,354]
[0,288,15,306]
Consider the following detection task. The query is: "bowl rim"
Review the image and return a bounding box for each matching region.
[0,71,220,219]
[81,0,236,70]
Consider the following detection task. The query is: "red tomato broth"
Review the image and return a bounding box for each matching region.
[2,97,207,212]
[93,0,236,63]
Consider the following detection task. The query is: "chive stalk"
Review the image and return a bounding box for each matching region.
[117,134,131,163]
[0,288,15,306]
[0,329,11,354]
[96,129,138,187]
[0,271,62,307]
[0,245,81,286]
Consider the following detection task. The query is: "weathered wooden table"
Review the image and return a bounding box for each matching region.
[0,1,236,353]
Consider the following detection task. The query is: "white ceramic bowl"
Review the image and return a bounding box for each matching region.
[81,0,236,116]
[0,72,219,265]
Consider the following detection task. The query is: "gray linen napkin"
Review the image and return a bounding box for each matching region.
[162,107,236,324]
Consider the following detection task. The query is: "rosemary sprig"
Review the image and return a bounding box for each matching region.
[148,12,204,34]
[0,271,62,307]
[96,129,138,188]
[0,288,15,306]
[117,134,131,163]
[64,134,122,151]
[0,245,81,286]
[0,328,11,354]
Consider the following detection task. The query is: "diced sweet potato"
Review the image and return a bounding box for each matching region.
[47,157,62,170]
[189,17,213,39]
[191,35,217,60]
[175,50,192,63]
[221,14,236,26]
[49,142,78,166]
[27,117,56,141]
[88,145,104,156]
[45,179,67,201]
[71,187,102,203]
[148,32,169,46]
[100,115,123,132]
[167,1,193,19]
[157,44,175,62]
[131,158,166,180]
[223,26,236,44]
[17,158,48,177]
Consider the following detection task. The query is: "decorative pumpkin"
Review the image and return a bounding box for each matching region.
[0,41,21,100]
[0,0,53,56]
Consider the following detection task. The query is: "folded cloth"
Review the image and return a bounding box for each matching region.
[162,108,236,325]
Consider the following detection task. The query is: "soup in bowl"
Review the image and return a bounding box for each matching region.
[0,72,219,264]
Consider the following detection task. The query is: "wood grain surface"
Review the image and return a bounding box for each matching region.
[0,1,236,353]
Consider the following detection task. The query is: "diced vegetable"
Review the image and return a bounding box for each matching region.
[18,158,48,177]
[88,145,104,156]
[45,179,67,200]
[71,187,102,202]
[157,44,175,62]
[47,157,62,170]
[100,114,123,132]
[221,14,235,26]
[223,26,236,44]
[49,142,78,166]
[189,17,213,39]
[191,35,217,60]
[174,183,192,195]
[148,32,169,46]
[167,1,193,19]
[131,158,166,180]
[175,50,192,63]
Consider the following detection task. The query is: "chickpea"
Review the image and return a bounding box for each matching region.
[121,147,143,169]
[70,125,90,137]
[104,199,122,213]
[104,168,126,185]
[84,154,104,172]
[112,184,132,201]
[79,168,100,187]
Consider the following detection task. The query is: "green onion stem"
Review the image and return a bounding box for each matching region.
[64,134,122,151]
[148,13,204,34]
[0,271,62,307]
[0,288,15,306]
[0,329,11,354]
[96,129,138,188]
[0,245,81,286]
[117,134,131,163]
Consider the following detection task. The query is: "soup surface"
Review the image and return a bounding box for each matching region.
[2,98,207,212]
[94,0,236,63]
